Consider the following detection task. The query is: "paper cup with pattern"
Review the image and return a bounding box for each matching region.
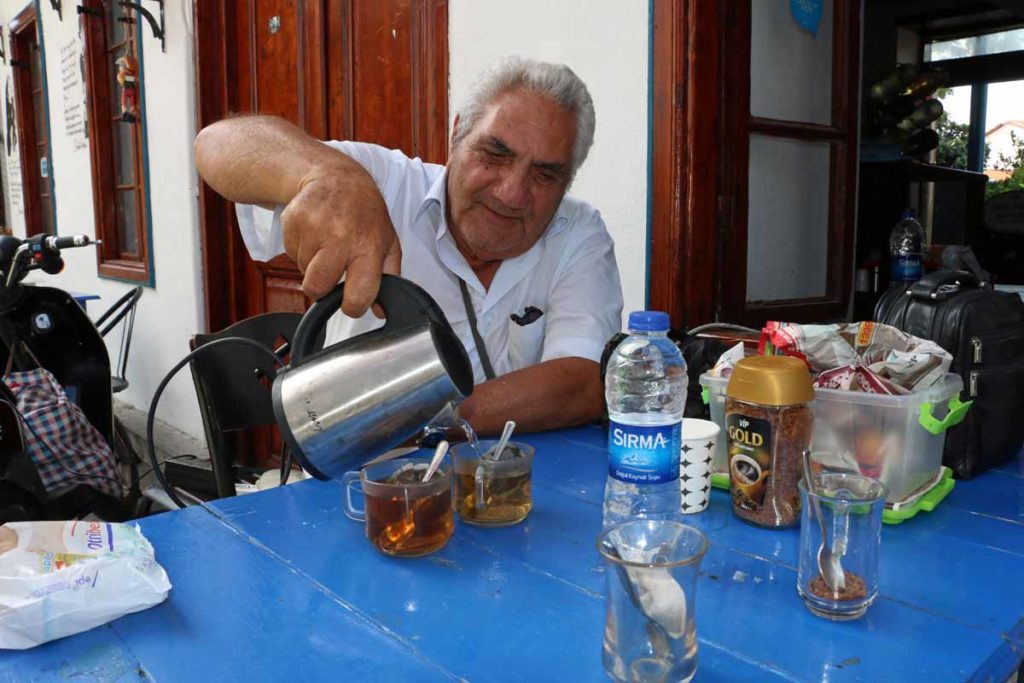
[680,418,720,514]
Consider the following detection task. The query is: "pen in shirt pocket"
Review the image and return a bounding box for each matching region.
[511,306,543,326]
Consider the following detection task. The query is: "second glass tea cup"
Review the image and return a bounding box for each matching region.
[452,440,534,526]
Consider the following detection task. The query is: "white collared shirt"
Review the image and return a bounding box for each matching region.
[235,141,623,385]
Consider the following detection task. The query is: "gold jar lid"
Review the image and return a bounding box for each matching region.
[726,356,814,406]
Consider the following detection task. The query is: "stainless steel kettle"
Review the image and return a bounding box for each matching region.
[272,275,473,480]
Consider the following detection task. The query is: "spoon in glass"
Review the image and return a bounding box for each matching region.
[802,450,846,593]
[422,440,450,482]
[486,420,517,461]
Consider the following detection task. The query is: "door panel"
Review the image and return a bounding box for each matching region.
[746,135,831,301]
[253,1,303,124]
[352,0,414,149]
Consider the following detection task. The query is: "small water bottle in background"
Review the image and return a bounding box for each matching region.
[889,209,925,284]
[603,311,687,528]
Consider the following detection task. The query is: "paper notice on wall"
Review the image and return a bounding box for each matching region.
[60,37,88,151]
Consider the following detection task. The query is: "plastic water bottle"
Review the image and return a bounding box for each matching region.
[603,311,687,528]
[890,210,925,284]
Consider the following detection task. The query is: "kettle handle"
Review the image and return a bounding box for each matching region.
[290,274,455,364]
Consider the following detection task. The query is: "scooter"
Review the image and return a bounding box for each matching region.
[0,233,139,522]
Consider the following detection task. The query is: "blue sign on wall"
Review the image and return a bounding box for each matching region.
[791,0,824,36]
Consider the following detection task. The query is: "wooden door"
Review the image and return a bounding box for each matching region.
[194,0,448,467]
[10,6,55,236]
[196,0,448,327]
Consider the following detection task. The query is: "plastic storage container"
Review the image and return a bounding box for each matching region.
[701,371,968,505]
[810,373,966,505]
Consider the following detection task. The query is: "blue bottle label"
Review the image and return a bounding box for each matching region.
[891,255,922,282]
[608,420,681,484]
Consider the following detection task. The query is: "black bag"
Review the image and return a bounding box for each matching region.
[874,269,1024,478]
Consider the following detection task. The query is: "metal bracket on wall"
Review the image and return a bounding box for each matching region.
[76,5,102,18]
[117,0,165,53]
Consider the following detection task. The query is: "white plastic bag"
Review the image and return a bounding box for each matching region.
[0,521,172,649]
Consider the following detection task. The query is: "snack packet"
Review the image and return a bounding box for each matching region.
[0,521,171,649]
[707,342,745,378]
[761,321,952,393]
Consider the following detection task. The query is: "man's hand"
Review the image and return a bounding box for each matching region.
[282,171,402,316]
[194,115,401,317]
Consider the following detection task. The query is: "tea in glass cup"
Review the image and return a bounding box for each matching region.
[452,440,534,526]
[342,457,454,557]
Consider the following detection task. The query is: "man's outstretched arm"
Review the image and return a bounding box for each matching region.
[457,357,604,435]
[194,115,401,315]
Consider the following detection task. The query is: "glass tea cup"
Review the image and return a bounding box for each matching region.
[597,520,708,683]
[452,440,534,526]
[797,471,886,620]
[342,457,454,558]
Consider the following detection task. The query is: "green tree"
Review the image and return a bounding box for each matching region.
[935,112,970,169]
[987,131,1024,198]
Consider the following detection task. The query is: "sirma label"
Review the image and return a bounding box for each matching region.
[608,420,681,484]
[891,255,922,282]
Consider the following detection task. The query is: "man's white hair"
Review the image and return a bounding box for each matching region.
[451,56,596,178]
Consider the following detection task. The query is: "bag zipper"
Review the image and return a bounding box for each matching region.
[968,357,1024,398]
[972,337,982,364]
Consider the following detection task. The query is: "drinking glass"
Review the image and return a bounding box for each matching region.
[452,440,534,526]
[597,520,708,683]
[797,471,886,620]
[342,457,454,557]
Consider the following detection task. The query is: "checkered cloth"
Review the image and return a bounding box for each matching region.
[4,368,121,498]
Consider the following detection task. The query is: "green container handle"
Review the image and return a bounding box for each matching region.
[919,396,972,435]
[701,385,710,406]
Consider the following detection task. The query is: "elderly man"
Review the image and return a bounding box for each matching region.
[194,57,623,435]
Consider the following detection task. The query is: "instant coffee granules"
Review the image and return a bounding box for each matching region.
[726,356,814,528]
[809,572,868,602]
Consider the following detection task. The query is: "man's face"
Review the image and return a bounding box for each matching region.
[446,88,576,264]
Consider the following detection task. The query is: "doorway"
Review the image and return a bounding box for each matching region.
[10,5,55,236]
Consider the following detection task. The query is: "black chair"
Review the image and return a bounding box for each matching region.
[95,286,143,394]
[187,312,316,499]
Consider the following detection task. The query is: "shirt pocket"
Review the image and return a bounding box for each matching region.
[506,317,547,371]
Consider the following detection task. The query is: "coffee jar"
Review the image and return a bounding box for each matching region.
[725,356,814,528]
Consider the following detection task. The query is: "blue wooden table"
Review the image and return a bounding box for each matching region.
[2,426,1022,681]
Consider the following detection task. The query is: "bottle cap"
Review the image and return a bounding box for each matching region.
[627,311,670,332]
[726,356,814,406]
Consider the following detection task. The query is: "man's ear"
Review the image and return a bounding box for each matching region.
[450,114,461,152]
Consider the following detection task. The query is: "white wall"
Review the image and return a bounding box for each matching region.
[449,0,650,319]
[0,0,205,438]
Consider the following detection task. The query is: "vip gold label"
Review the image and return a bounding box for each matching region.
[727,414,772,509]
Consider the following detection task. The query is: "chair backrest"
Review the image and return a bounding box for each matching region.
[188,312,307,499]
[96,286,143,388]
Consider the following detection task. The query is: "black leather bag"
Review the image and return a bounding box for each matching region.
[874,269,1024,478]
